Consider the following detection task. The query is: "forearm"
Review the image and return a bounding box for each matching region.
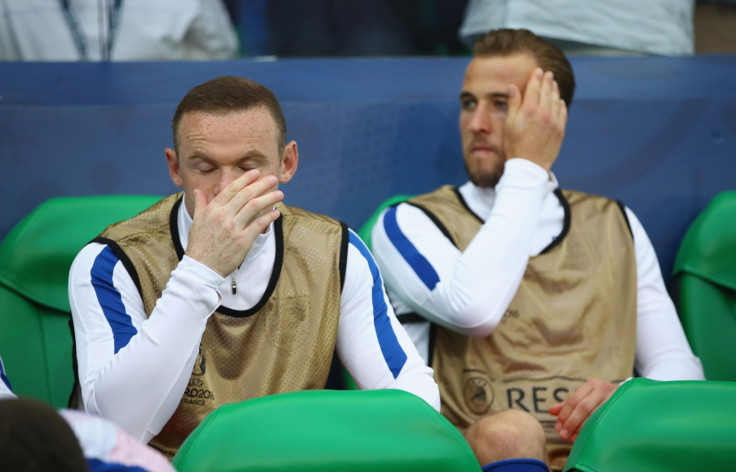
[438,168,546,334]
[72,253,222,441]
[635,290,704,380]
[338,233,440,410]
[339,314,440,411]
[635,291,704,380]
[373,160,548,336]
[384,355,441,411]
[628,208,705,380]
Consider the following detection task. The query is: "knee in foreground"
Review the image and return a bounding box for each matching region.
[468,410,547,462]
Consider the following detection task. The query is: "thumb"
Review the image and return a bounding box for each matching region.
[192,188,208,221]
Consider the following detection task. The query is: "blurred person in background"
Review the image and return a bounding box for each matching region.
[0,0,238,61]
[459,0,695,56]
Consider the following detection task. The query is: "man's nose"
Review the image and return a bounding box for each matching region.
[469,104,491,134]
[215,168,240,195]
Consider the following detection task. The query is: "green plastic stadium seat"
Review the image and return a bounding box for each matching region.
[671,191,736,381]
[172,389,481,472]
[0,195,161,407]
[563,378,736,471]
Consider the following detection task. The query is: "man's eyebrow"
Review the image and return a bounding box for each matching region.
[187,151,268,163]
[187,152,213,162]
[237,151,269,162]
[459,91,510,100]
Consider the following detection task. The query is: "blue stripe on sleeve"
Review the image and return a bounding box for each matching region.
[349,231,407,379]
[383,206,440,291]
[0,358,12,392]
[90,246,138,354]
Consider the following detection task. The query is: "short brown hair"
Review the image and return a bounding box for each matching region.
[0,398,87,471]
[172,76,287,151]
[473,29,575,108]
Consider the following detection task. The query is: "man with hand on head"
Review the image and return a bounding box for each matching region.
[370,28,704,471]
[68,76,439,458]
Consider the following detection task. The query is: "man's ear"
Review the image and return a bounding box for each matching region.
[165,148,184,188]
[279,140,299,184]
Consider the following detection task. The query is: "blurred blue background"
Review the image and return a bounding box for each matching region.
[1,54,735,285]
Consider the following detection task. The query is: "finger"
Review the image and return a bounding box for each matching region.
[549,79,560,116]
[522,67,544,107]
[561,394,601,441]
[557,396,594,440]
[192,188,208,221]
[212,168,262,207]
[504,83,523,142]
[556,380,594,425]
[537,71,556,122]
[235,188,284,228]
[539,71,554,103]
[505,83,522,121]
[558,98,568,127]
[569,417,587,443]
[226,174,280,218]
[548,401,563,416]
[559,382,616,441]
[240,206,282,239]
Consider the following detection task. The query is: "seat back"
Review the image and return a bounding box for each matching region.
[0,195,161,407]
[172,389,480,472]
[671,190,736,381]
[564,378,736,471]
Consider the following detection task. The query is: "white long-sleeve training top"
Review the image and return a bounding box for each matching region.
[371,158,704,381]
[69,197,439,442]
